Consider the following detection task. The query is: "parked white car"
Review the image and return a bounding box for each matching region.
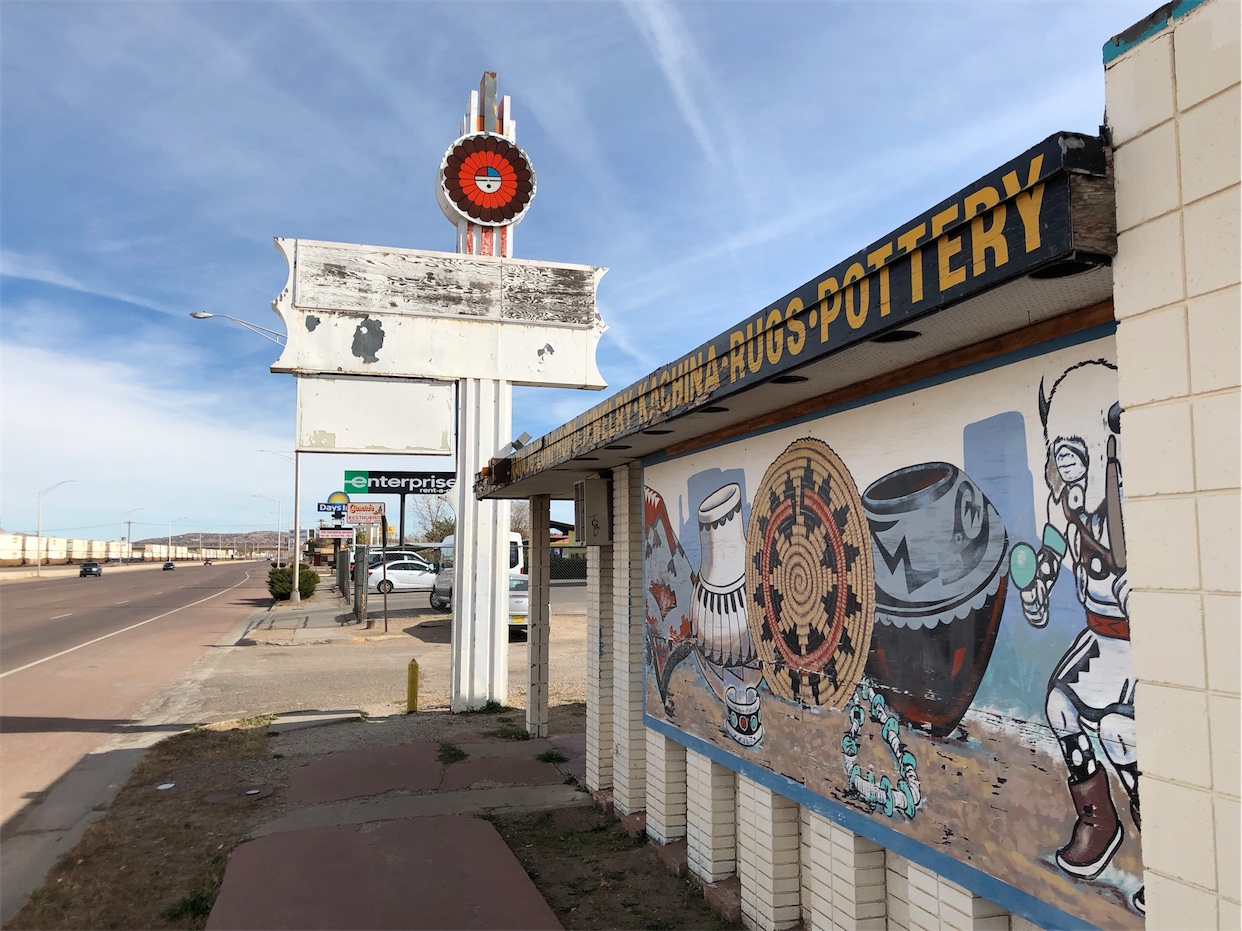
[368,557,437,594]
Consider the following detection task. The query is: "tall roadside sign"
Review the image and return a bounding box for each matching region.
[269,72,607,711]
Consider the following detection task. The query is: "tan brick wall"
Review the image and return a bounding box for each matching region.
[585,544,614,791]
[611,463,647,814]
[1105,1,1241,926]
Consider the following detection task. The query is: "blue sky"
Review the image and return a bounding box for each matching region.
[1,0,1153,543]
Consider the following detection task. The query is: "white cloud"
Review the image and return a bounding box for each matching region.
[0,249,172,316]
[0,341,292,535]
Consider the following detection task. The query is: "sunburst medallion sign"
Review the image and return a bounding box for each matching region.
[439,133,536,226]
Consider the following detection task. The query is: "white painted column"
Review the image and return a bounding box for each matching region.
[450,376,511,711]
[645,729,687,843]
[686,748,737,884]
[526,494,551,737]
[801,808,836,931]
[828,822,887,930]
[611,463,646,814]
[737,777,802,931]
[586,543,614,791]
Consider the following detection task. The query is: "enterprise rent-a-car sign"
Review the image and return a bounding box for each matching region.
[344,471,457,495]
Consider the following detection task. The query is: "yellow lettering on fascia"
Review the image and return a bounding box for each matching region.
[866,244,894,316]
[746,319,764,374]
[843,263,869,329]
[1001,154,1045,253]
[687,352,704,397]
[659,368,672,413]
[785,297,806,355]
[896,224,927,304]
[670,361,684,409]
[765,308,784,365]
[932,205,966,291]
[965,187,1007,275]
[818,277,841,343]
[729,330,746,383]
[637,380,650,421]
[704,345,721,392]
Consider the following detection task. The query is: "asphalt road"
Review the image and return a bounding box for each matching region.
[0,561,270,831]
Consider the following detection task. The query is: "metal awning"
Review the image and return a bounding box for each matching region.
[478,131,1116,500]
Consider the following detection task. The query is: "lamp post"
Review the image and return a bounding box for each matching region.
[119,507,143,563]
[253,495,282,565]
[35,480,76,576]
[168,517,187,562]
[188,311,286,345]
[259,449,302,603]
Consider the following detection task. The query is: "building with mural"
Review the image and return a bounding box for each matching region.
[480,2,1238,928]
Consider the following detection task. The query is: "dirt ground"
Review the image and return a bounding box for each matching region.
[3,701,734,931]
[489,806,738,931]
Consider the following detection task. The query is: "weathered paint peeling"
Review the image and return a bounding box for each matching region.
[351,318,385,363]
[305,314,320,332]
[307,430,337,447]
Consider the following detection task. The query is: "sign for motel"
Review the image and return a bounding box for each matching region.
[316,528,356,541]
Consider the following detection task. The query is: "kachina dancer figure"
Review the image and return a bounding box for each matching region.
[1009,359,1143,915]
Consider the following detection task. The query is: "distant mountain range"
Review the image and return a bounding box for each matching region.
[134,530,291,548]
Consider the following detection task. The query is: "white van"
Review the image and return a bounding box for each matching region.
[439,532,524,574]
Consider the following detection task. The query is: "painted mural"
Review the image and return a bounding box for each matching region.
[642,333,1142,929]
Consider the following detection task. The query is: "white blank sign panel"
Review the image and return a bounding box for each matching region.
[295,375,454,455]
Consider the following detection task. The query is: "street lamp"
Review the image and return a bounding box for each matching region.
[253,495,282,565]
[259,450,302,604]
[119,507,143,563]
[189,312,286,346]
[36,480,76,577]
[168,517,187,562]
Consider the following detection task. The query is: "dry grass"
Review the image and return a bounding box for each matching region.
[3,704,594,931]
[488,805,740,931]
[5,701,686,931]
[5,721,279,931]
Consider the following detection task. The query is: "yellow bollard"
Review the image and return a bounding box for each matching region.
[407,658,419,713]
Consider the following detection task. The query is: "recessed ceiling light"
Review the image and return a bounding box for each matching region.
[575,457,599,462]
[699,406,729,413]
[872,329,921,343]
[771,374,808,384]
[643,429,673,435]
[605,445,632,450]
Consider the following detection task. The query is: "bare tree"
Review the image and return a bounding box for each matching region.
[510,500,530,538]
[408,494,456,542]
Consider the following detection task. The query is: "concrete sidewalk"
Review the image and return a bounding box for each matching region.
[207,721,590,931]
[238,579,435,645]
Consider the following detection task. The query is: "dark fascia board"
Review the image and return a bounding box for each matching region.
[478,131,1114,498]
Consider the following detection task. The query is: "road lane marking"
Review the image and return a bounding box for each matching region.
[116,601,129,605]
[51,613,72,620]
[0,572,253,679]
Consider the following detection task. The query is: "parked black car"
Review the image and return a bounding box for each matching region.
[162,561,176,571]
[79,561,102,578]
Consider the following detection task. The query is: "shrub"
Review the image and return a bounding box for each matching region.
[267,566,320,600]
